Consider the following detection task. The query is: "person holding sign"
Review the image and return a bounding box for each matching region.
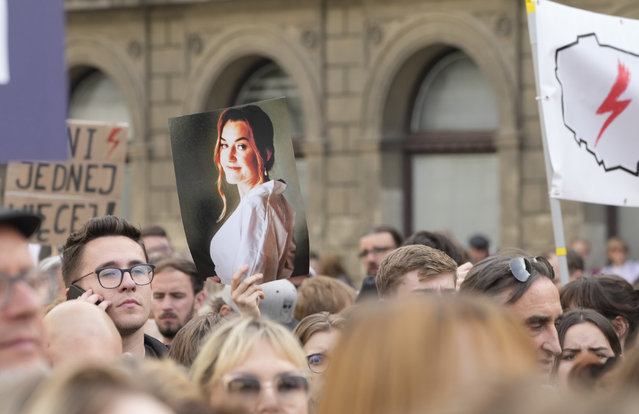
[209,105,296,285]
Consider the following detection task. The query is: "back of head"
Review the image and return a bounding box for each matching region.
[317,295,537,414]
[560,275,639,348]
[460,252,555,305]
[375,244,458,297]
[191,317,306,394]
[567,249,585,274]
[61,215,145,287]
[119,358,211,414]
[294,276,356,320]
[168,312,233,368]
[23,364,173,414]
[403,230,468,265]
[44,300,122,367]
[318,254,350,281]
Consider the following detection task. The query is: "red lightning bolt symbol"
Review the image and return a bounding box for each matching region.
[106,127,122,158]
[595,60,631,147]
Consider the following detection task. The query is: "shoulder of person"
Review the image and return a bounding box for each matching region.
[144,334,169,358]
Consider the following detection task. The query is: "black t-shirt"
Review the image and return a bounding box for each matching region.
[144,334,168,358]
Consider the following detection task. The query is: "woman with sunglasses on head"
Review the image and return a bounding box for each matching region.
[210,105,296,285]
[553,308,622,392]
[293,312,345,413]
[191,317,310,414]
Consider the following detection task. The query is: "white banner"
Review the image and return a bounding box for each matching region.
[0,0,8,84]
[530,0,639,207]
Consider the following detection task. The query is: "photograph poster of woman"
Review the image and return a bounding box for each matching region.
[169,98,309,284]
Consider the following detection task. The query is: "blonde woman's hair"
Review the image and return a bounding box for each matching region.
[317,294,539,414]
[191,317,307,394]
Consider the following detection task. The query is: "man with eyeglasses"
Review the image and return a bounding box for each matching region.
[460,253,562,378]
[356,226,402,301]
[0,207,47,372]
[61,215,167,358]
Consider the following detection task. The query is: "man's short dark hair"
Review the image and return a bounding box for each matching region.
[361,225,403,247]
[61,216,147,287]
[469,234,490,250]
[141,225,168,238]
[376,244,458,297]
[459,252,555,305]
[403,231,468,265]
[154,257,204,294]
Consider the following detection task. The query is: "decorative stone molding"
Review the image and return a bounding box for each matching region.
[66,36,145,145]
[183,24,322,143]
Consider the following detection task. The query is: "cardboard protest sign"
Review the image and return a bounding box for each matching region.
[4,120,128,246]
[0,0,67,161]
[169,98,309,284]
[529,0,639,206]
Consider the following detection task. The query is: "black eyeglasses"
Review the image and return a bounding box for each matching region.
[222,373,309,402]
[71,264,155,289]
[306,353,328,373]
[509,256,555,283]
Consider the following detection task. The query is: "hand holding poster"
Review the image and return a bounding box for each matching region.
[169,98,309,284]
[4,120,128,246]
[529,0,639,206]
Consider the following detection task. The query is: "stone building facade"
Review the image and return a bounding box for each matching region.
[63,0,639,279]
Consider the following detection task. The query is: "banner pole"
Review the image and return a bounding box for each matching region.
[526,0,570,285]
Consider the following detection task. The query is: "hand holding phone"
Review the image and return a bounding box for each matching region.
[66,285,105,308]
[66,285,86,300]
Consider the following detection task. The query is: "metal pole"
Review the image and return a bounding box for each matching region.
[526,0,570,285]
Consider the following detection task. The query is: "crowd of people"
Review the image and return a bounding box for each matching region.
[3,207,639,414]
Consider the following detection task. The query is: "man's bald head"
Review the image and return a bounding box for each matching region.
[44,301,122,367]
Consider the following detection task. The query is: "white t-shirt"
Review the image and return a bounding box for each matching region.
[210,180,296,284]
[600,260,639,285]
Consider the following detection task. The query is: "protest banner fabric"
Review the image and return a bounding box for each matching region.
[530,0,639,206]
[0,0,67,161]
[4,120,128,246]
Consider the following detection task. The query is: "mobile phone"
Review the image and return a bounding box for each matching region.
[66,285,86,300]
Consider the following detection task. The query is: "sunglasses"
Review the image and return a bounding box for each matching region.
[508,256,555,282]
[222,373,309,402]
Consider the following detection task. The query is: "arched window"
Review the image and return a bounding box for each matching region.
[234,60,304,145]
[69,68,133,217]
[407,51,500,249]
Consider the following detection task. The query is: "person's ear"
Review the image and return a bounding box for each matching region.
[266,149,273,162]
[194,290,207,312]
[611,315,629,341]
[219,304,234,316]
